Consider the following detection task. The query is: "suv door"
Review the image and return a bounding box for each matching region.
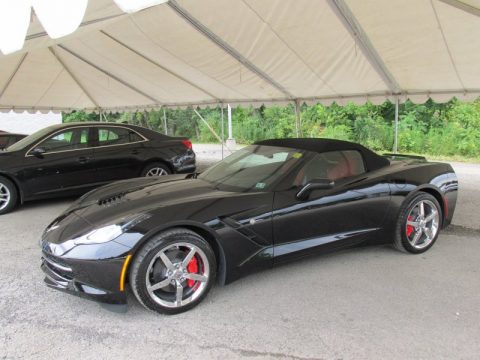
[22,127,96,197]
[91,126,147,183]
[272,150,391,264]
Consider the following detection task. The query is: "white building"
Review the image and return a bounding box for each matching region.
[0,111,61,134]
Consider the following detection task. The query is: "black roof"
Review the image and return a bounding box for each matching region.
[0,133,26,137]
[255,138,390,171]
[40,122,169,139]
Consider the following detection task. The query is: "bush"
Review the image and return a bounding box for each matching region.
[62,99,480,160]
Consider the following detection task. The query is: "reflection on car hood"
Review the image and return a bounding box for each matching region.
[67,175,188,210]
[67,174,232,226]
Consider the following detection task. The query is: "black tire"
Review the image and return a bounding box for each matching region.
[0,176,18,215]
[140,162,171,177]
[130,228,216,315]
[393,192,442,254]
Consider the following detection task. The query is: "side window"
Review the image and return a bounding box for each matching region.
[7,137,17,147]
[37,128,89,153]
[97,127,143,146]
[129,131,143,142]
[294,150,365,185]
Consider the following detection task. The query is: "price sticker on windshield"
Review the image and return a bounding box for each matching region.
[292,152,303,159]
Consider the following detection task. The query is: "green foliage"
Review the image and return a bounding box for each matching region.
[62,98,480,159]
[62,110,98,123]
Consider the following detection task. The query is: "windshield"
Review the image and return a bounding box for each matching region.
[199,145,306,192]
[6,125,59,152]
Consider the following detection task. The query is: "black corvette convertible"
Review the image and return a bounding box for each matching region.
[40,138,458,314]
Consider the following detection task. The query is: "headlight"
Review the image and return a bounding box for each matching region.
[73,213,150,245]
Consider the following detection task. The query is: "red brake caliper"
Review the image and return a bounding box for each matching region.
[186,256,198,288]
[406,215,414,237]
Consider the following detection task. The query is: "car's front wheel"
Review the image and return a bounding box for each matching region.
[0,176,18,215]
[394,193,442,253]
[130,228,216,315]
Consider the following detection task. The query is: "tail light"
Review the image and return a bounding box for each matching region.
[182,139,192,149]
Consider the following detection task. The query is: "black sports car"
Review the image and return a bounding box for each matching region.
[0,132,27,150]
[0,122,195,214]
[40,138,458,314]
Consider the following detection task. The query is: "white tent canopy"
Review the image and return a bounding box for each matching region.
[1,0,480,113]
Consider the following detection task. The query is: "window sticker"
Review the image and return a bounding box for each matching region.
[255,182,267,189]
[292,152,303,159]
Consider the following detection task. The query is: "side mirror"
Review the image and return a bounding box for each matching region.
[30,147,46,157]
[296,178,334,200]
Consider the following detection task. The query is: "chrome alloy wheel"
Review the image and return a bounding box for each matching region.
[145,167,168,176]
[145,242,210,308]
[405,199,440,250]
[0,183,11,211]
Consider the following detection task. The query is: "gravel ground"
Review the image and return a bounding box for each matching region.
[0,145,479,360]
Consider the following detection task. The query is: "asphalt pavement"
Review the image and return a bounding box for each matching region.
[0,146,479,360]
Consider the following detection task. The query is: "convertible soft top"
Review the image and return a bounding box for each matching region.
[255,138,390,172]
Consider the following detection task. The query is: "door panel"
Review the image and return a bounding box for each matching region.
[21,127,96,197]
[92,127,146,183]
[272,152,391,264]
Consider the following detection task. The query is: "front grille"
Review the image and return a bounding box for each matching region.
[42,252,72,271]
[41,253,73,287]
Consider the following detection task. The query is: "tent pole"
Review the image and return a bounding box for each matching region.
[163,107,168,135]
[294,100,302,137]
[227,104,233,140]
[193,109,223,143]
[221,104,225,160]
[394,97,399,153]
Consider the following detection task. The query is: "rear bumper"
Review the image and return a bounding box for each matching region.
[172,149,196,173]
[41,252,127,305]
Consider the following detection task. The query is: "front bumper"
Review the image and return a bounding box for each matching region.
[41,251,127,304]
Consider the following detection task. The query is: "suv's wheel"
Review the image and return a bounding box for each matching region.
[141,163,171,177]
[130,228,216,315]
[0,176,18,215]
[394,193,442,254]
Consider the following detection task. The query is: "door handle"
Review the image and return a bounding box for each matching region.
[131,149,139,155]
[77,156,90,164]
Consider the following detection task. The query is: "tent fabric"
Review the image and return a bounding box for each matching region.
[0,0,480,113]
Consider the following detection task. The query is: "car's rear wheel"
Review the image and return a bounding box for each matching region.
[141,162,171,177]
[394,193,442,254]
[0,176,18,215]
[130,228,216,315]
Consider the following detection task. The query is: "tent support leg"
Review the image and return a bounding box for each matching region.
[394,97,399,153]
[294,100,302,137]
[194,109,223,143]
[163,108,168,135]
[221,104,225,159]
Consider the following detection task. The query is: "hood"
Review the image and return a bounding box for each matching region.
[67,174,189,210]
[43,174,229,246]
[64,174,233,227]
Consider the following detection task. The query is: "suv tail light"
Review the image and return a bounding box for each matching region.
[182,139,192,150]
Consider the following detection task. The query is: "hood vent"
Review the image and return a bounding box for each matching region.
[98,192,127,207]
